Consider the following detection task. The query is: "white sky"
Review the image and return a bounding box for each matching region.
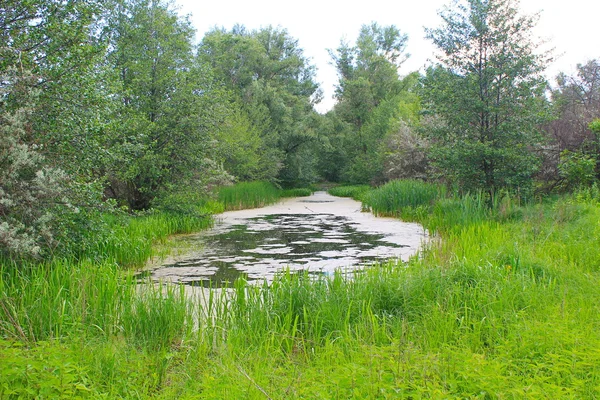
[175,0,599,113]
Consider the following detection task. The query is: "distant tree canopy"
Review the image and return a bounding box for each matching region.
[422,0,551,197]
[199,26,322,187]
[321,22,420,184]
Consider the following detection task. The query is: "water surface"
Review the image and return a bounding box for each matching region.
[142,192,427,287]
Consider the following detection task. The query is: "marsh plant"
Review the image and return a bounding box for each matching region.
[2,185,600,397]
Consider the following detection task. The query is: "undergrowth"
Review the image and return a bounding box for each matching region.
[327,184,371,200]
[1,182,600,398]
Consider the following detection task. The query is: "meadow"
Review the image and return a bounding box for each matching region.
[1,181,599,398]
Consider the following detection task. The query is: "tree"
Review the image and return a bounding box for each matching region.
[0,71,65,257]
[0,0,108,177]
[325,23,416,183]
[104,0,226,209]
[199,26,321,186]
[552,60,600,149]
[544,60,600,184]
[0,0,111,258]
[330,23,409,130]
[423,0,550,196]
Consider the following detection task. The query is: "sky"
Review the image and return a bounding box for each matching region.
[175,0,600,113]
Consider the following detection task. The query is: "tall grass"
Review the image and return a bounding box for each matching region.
[217,181,281,210]
[89,212,214,268]
[2,184,600,397]
[362,179,446,218]
[280,187,313,197]
[327,184,371,200]
[0,259,129,342]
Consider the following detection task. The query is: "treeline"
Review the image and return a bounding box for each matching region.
[1,0,599,259]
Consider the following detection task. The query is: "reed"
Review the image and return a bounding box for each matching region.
[0,259,130,342]
[2,188,600,398]
[362,179,446,218]
[121,281,193,351]
[217,181,281,210]
[280,187,314,197]
[327,184,371,199]
[76,211,213,268]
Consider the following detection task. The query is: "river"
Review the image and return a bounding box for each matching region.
[139,191,427,287]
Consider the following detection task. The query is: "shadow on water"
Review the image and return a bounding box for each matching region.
[138,213,410,288]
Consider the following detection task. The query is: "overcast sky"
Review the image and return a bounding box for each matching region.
[175,0,599,112]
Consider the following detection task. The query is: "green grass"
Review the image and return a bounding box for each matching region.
[90,212,214,268]
[327,184,371,199]
[280,187,313,197]
[217,181,281,210]
[2,183,600,397]
[218,181,314,210]
[362,179,446,218]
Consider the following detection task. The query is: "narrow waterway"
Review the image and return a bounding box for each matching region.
[140,192,427,287]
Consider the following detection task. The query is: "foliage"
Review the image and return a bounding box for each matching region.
[331,23,409,116]
[211,105,280,182]
[591,118,600,135]
[280,188,313,197]
[0,0,108,177]
[0,1,112,259]
[3,0,600,395]
[558,150,597,189]
[381,120,430,181]
[423,0,550,197]
[362,180,446,218]
[3,191,600,397]
[324,24,420,184]
[103,0,219,210]
[551,60,600,151]
[542,60,600,185]
[327,185,372,200]
[0,70,114,260]
[199,26,321,187]
[0,72,65,258]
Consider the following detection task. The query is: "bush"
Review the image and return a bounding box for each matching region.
[558,150,597,189]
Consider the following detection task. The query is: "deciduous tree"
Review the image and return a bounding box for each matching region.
[199,26,321,186]
[423,0,550,196]
[326,23,416,183]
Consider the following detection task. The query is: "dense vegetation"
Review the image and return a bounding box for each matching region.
[2,0,600,396]
[2,0,599,259]
[2,183,600,397]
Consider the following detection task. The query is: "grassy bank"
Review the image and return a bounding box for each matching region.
[217,181,313,211]
[2,181,600,397]
[327,184,371,200]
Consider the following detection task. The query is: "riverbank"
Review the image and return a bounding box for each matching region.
[2,181,600,398]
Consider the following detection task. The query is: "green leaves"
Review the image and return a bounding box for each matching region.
[104,0,226,209]
[199,26,321,186]
[591,119,600,135]
[325,23,417,184]
[423,0,549,195]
